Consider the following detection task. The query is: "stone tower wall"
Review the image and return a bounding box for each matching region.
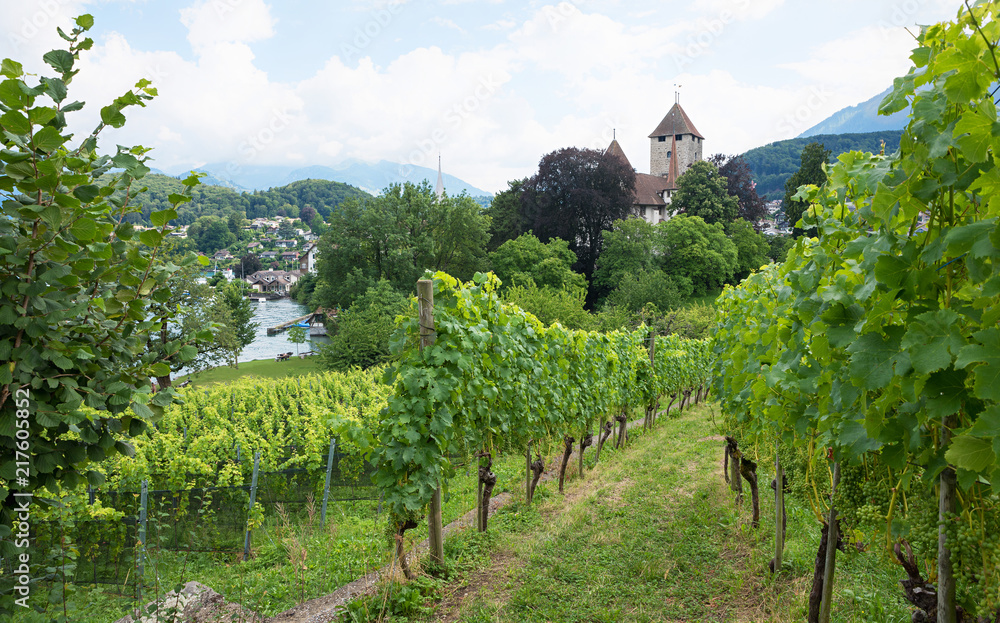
[650,137,671,178]
[649,134,704,179]
[676,134,703,178]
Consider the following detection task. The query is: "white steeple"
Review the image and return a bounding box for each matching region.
[434,154,445,201]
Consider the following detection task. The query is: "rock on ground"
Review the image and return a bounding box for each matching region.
[114,581,263,623]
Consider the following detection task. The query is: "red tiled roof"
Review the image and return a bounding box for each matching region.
[648,102,704,139]
[634,173,673,206]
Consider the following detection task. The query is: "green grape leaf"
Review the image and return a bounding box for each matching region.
[846,328,904,391]
[900,309,965,375]
[924,368,967,419]
[969,405,1000,438]
[945,434,995,473]
[955,328,1000,402]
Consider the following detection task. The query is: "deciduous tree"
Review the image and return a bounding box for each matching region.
[485,179,528,252]
[725,219,771,282]
[670,160,739,225]
[0,17,201,595]
[708,153,768,224]
[519,147,635,289]
[488,233,586,292]
[782,141,830,236]
[657,215,737,295]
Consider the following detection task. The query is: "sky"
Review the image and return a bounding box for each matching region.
[0,0,964,194]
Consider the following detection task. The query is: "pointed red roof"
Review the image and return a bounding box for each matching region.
[605,139,631,169]
[648,102,704,139]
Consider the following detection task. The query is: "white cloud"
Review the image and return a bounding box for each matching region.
[0,1,90,74]
[179,0,276,52]
[430,16,466,34]
[508,4,683,80]
[692,0,786,21]
[780,25,920,112]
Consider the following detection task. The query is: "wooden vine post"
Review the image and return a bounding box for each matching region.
[938,419,957,623]
[818,462,841,623]
[773,440,785,573]
[646,331,656,430]
[418,279,444,565]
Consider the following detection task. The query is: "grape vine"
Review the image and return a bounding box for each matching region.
[373,271,712,522]
[712,4,1000,618]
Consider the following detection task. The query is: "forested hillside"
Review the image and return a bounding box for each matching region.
[742,130,903,199]
[113,174,370,226]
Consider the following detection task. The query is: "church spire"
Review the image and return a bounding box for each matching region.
[434,154,445,201]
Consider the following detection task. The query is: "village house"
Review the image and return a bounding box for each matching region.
[298,243,317,274]
[246,270,299,294]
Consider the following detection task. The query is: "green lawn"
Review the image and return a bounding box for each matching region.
[685,287,722,308]
[176,356,325,388]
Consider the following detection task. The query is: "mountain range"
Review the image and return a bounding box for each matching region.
[163,159,492,198]
[798,87,909,137]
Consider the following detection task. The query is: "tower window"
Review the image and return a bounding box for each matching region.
[658,136,666,142]
[676,134,683,141]
[667,151,671,158]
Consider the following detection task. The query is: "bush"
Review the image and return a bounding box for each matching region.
[605,270,693,314]
[318,281,409,370]
[502,281,595,330]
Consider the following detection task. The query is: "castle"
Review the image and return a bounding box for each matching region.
[606,98,704,224]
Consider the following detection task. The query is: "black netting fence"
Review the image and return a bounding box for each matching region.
[0,441,378,601]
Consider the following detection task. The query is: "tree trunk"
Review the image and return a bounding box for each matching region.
[578,431,593,480]
[479,467,497,532]
[394,518,419,580]
[807,521,832,623]
[156,375,172,390]
[477,451,493,532]
[739,457,760,529]
[894,540,938,617]
[529,455,544,503]
[614,412,627,449]
[595,420,613,463]
[938,420,958,623]
[525,443,531,505]
[665,394,676,418]
[558,435,575,493]
[725,436,742,503]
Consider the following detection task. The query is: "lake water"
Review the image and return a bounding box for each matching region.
[177,298,329,377]
[242,298,331,361]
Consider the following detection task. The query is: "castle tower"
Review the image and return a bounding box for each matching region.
[648,98,703,180]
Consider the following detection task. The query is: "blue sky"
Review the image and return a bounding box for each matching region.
[1,0,962,193]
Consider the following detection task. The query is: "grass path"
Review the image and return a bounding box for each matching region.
[410,402,911,623]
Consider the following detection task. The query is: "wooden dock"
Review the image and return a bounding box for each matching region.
[266,313,314,336]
